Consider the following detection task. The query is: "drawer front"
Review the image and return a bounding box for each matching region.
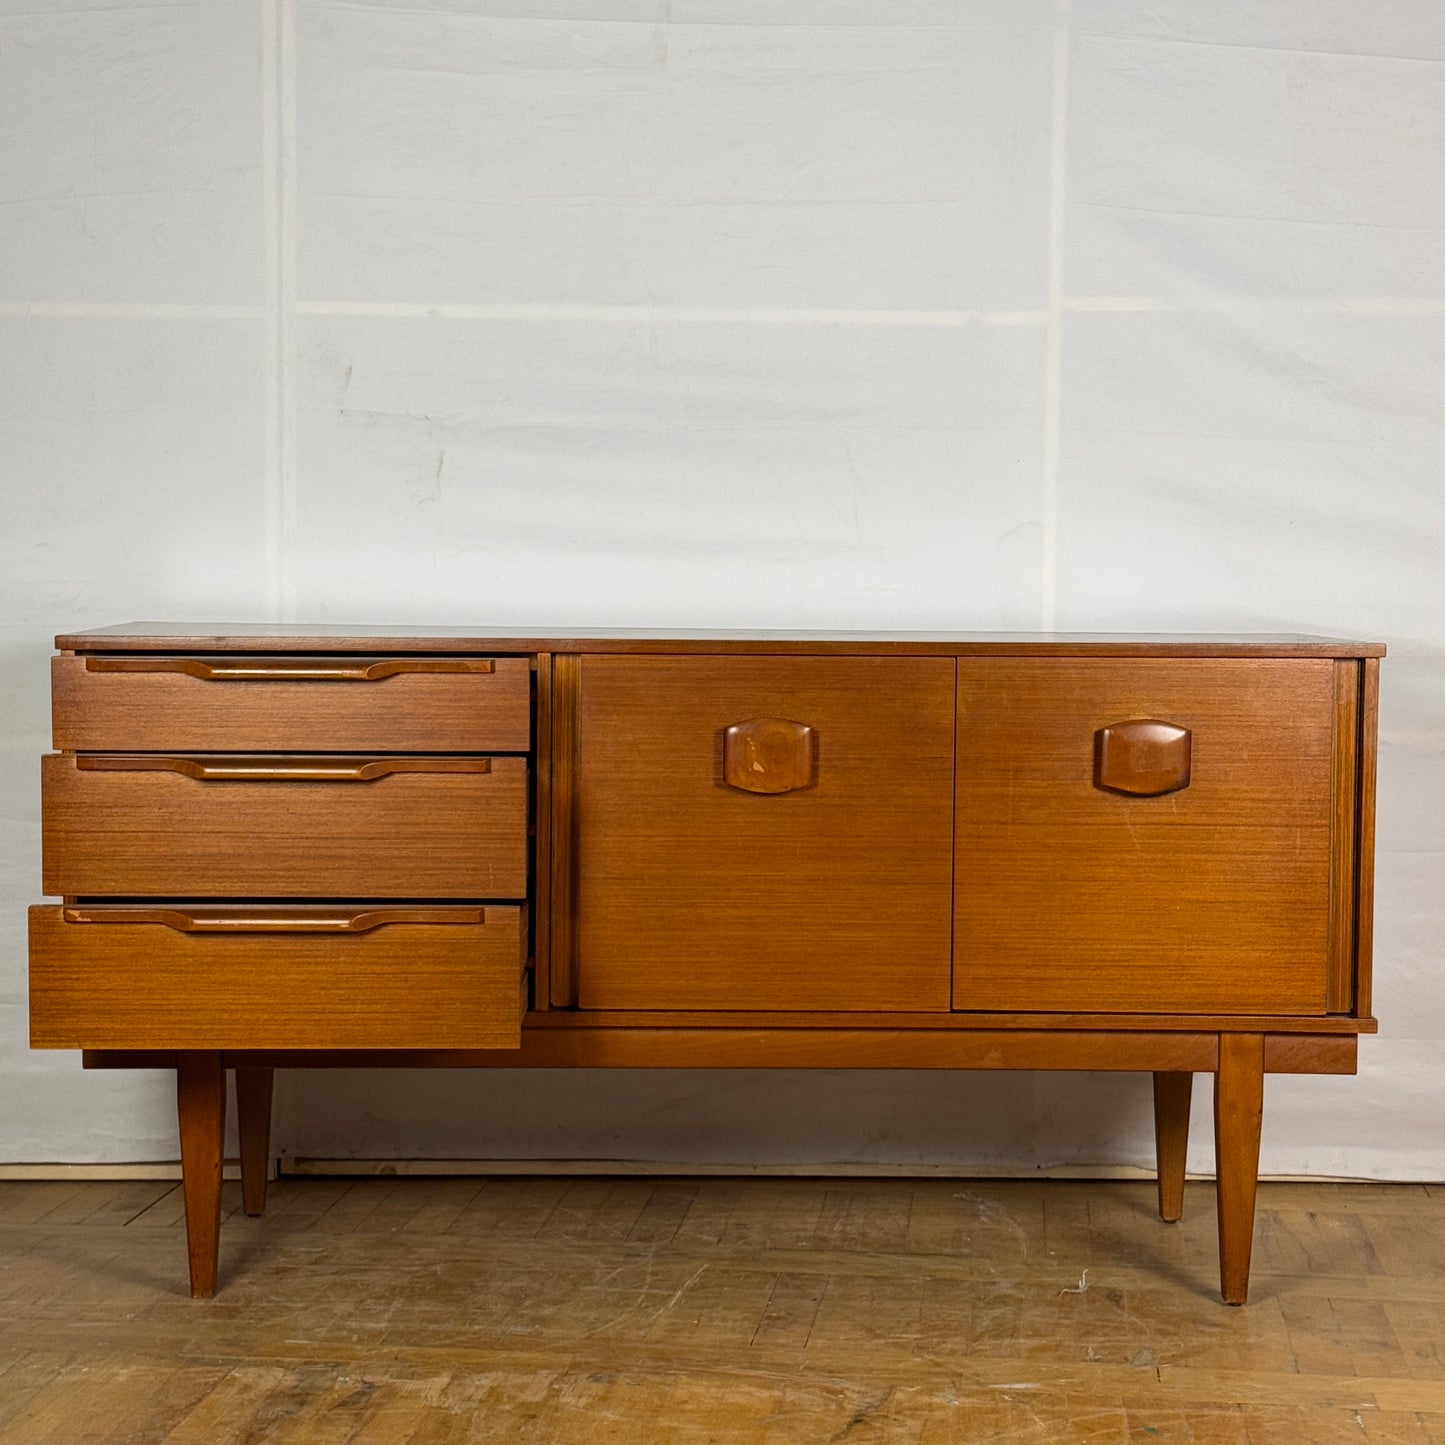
[53,654,531,753]
[29,904,526,1049]
[954,659,1336,1015]
[42,754,528,898]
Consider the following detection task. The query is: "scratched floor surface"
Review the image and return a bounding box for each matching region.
[0,1176,1442,1442]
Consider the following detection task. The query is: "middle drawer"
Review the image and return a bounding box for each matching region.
[42,753,527,898]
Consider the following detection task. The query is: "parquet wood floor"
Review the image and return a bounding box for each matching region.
[0,1177,1442,1442]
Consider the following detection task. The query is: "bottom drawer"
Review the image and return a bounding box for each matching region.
[29,904,527,1050]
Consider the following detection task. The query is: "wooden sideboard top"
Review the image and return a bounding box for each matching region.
[57,622,1387,657]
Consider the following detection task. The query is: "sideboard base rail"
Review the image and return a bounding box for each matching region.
[83,1027,1361,1075]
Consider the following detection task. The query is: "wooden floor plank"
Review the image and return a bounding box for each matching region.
[163,1367,312,1445]
[626,1180,700,1245]
[1383,1301,1445,1381]
[533,1177,659,1245]
[74,1179,179,1229]
[339,1372,457,1445]
[358,1177,470,1235]
[97,1362,232,1445]
[717,1178,828,1251]
[395,1178,489,1236]
[0,1352,70,1434]
[447,1176,573,1239]
[307,1177,400,1234]
[0,1181,93,1225]
[2,1358,215,1444]
[748,1271,830,1351]
[124,1182,189,1230]
[258,1176,358,1224]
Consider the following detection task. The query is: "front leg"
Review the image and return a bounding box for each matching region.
[176,1052,226,1298]
[1214,1033,1265,1305]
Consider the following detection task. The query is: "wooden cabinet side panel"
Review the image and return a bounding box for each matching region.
[574,655,956,1012]
[954,659,1336,1015]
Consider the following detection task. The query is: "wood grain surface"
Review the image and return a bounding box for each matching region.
[234,1068,273,1217]
[1152,1071,1193,1224]
[41,753,529,898]
[955,659,1337,1016]
[56,621,1388,655]
[79,1031,1358,1076]
[573,655,956,1011]
[216,1027,1219,1072]
[517,1007,1372,1035]
[175,1053,225,1298]
[52,654,531,753]
[1328,659,1362,1011]
[547,654,581,1007]
[530,653,553,1011]
[1355,657,1381,1020]
[29,905,527,1050]
[1095,718,1192,797]
[0,1175,1439,1442]
[721,716,815,794]
[1215,1032,1266,1305]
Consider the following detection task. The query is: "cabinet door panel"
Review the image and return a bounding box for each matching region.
[954,659,1334,1015]
[575,655,955,1011]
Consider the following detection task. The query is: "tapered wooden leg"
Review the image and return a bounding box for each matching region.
[176,1052,226,1298]
[235,1067,275,1217]
[1152,1071,1192,1223]
[1214,1033,1265,1306]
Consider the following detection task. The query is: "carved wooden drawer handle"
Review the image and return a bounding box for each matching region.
[1095,719,1191,796]
[723,718,815,794]
[84,657,496,681]
[61,905,487,933]
[73,755,493,781]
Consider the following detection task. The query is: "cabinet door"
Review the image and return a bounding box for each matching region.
[574,655,955,1011]
[955,659,1336,1015]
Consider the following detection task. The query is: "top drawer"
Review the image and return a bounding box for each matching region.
[53,654,531,753]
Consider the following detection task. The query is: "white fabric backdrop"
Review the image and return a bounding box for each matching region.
[1,0,1441,1177]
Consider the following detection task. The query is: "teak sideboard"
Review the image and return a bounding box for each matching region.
[28,625,1384,1304]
